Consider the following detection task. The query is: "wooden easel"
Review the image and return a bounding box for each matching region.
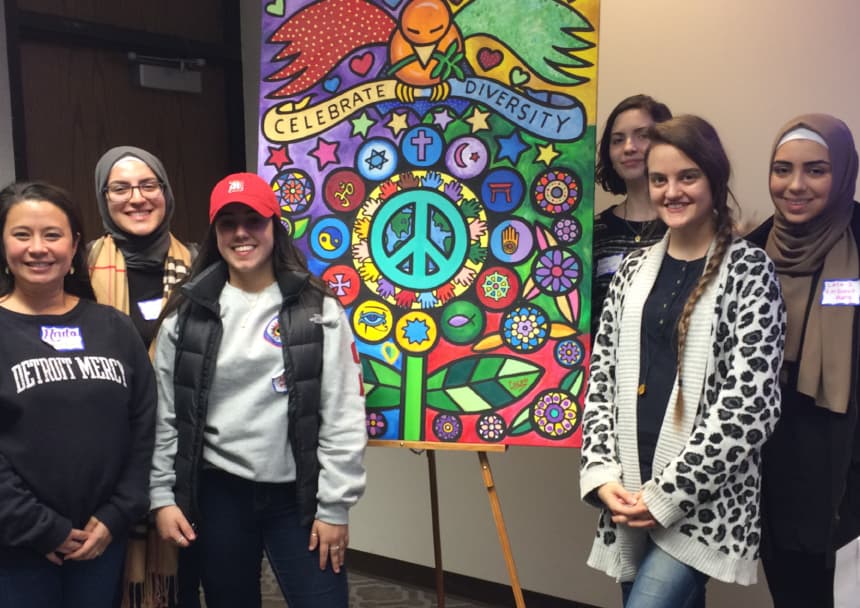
[370,440,526,608]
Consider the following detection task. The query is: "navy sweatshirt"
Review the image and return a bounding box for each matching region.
[0,299,156,557]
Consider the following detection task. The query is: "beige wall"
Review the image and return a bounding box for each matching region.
[240,1,860,606]
[595,1,860,228]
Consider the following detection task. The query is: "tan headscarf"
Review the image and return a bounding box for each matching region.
[765,114,859,414]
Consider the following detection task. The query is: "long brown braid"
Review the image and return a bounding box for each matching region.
[673,206,734,421]
[645,115,736,422]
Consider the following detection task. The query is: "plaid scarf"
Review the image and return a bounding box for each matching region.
[88,233,193,608]
[89,234,192,311]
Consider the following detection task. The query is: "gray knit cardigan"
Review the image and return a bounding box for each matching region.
[580,234,786,584]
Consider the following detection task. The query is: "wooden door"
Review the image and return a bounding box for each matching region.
[8,0,243,245]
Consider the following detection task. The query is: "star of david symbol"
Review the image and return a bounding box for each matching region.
[365,148,389,171]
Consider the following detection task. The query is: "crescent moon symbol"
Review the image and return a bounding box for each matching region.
[454,142,470,169]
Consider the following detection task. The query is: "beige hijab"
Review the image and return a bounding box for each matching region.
[765,114,859,414]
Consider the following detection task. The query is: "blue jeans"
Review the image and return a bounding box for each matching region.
[192,468,348,608]
[0,536,126,608]
[621,540,708,608]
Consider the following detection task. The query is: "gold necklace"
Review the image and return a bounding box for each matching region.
[622,200,655,243]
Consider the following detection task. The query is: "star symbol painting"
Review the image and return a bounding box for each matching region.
[536,142,560,166]
[310,138,340,170]
[432,109,455,130]
[265,145,291,171]
[495,131,529,165]
[465,107,490,133]
[386,111,410,137]
[351,111,376,138]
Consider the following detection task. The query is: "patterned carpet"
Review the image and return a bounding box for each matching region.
[263,562,497,608]
[346,571,501,608]
[197,558,504,607]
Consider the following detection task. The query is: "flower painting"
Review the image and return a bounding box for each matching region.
[258,0,599,446]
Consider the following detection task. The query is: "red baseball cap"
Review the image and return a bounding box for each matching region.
[209,172,280,223]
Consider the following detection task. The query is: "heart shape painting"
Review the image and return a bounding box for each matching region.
[323,76,341,93]
[477,48,503,71]
[510,67,530,86]
[349,52,374,77]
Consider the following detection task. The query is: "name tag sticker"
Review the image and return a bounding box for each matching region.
[821,279,860,306]
[596,253,624,277]
[137,298,163,321]
[272,371,288,394]
[41,326,84,351]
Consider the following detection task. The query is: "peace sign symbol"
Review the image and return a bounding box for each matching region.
[371,189,469,290]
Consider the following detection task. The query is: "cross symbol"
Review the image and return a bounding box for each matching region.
[327,273,352,296]
[410,129,433,162]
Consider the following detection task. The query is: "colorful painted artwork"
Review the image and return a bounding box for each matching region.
[257,0,599,447]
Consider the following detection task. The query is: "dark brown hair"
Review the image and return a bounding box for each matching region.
[646,115,736,420]
[0,181,95,300]
[158,215,328,323]
[596,94,673,195]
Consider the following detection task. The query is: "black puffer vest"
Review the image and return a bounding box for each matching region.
[170,262,324,525]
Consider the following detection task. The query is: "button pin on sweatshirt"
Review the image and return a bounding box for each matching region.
[40,326,84,351]
[272,371,288,393]
[264,316,282,346]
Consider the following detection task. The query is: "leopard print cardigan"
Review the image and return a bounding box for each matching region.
[580,235,786,584]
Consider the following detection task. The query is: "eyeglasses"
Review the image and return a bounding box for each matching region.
[104,180,164,203]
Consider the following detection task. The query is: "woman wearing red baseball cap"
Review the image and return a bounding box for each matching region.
[149,172,367,607]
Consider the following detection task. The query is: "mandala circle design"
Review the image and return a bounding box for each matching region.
[532,247,581,295]
[476,266,519,310]
[352,170,488,309]
[551,217,582,245]
[555,338,584,368]
[531,390,578,439]
[366,411,388,438]
[272,170,314,214]
[484,271,510,301]
[501,304,549,353]
[533,168,581,215]
[433,413,462,442]
[476,412,506,442]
